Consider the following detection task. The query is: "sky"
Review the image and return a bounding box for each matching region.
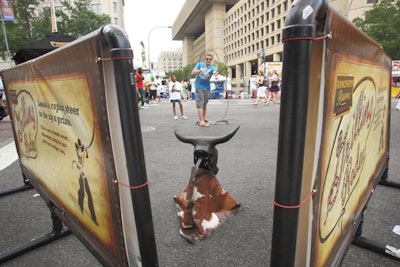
[123,0,186,68]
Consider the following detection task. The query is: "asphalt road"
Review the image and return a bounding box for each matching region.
[1,98,400,266]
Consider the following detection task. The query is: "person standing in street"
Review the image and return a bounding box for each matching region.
[270,70,281,104]
[191,54,218,127]
[0,76,7,120]
[186,80,192,100]
[253,71,266,106]
[169,74,188,120]
[0,92,7,120]
[135,68,147,109]
[148,77,158,103]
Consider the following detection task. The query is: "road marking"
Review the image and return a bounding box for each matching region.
[0,142,18,171]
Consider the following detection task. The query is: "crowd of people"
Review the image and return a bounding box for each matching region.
[134,55,283,125]
[134,54,219,125]
[135,70,193,107]
[253,70,281,106]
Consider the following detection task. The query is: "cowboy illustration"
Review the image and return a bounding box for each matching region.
[73,138,98,225]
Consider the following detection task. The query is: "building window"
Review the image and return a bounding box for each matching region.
[112,2,117,13]
[91,4,101,15]
[232,67,236,78]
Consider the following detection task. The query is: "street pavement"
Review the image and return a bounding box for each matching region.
[1,98,400,266]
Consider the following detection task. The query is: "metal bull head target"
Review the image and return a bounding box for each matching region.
[174,126,240,175]
[173,125,241,242]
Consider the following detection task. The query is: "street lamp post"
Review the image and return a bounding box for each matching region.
[28,1,57,33]
[49,0,57,32]
[0,12,11,66]
[147,25,172,69]
[233,19,248,95]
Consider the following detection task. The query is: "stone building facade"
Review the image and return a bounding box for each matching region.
[172,0,378,93]
[157,49,183,73]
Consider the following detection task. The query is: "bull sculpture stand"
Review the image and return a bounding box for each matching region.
[173,126,241,243]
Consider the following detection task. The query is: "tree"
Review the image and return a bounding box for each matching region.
[57,0,110,37]
[0,0,110,58]
[0,0,39,58]
[167,63,196,81]
[353,0,400,59]
[167,60,229,81]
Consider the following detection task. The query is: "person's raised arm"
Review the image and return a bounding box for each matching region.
[191,63,201,75]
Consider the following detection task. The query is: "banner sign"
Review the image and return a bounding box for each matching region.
[1,26,156,266]
[0,0,15,21]
[271,1,391,266]
[140,40,147,68]
[259,62,282,79]
[311,9,391,265]
[313,55,390,266]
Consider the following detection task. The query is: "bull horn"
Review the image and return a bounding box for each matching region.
[174,125,240,147]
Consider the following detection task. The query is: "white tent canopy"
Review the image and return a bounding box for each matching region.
[190,75,231,91]
[210,74,228,81]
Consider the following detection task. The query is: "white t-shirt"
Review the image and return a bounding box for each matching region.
[0,78,4,100]
[149,81,157,90]
[169,81,182,101]
[156,79,162,93]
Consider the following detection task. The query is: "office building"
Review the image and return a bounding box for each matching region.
[157,49,183,73]
[38,0,124,29]
[172,0,379,93]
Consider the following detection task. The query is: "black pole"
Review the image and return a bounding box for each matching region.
[352,170,400,261]
[378,168,400,189]
[0,183,32,197]
[0,204,70,264]
[0,174,32,198]
[353,213,400,262]
[270,0,327,266]
[100,25,158,266]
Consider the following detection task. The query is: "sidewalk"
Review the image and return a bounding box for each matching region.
[0,115,13,146]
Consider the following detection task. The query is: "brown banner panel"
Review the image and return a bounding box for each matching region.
[1,25,153,266]
[310,8,391,266]
[271,0,391,266]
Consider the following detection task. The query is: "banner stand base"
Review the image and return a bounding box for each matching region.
[0,183,33,197]
[0,174,33,197]
[353,236,400,261]
[353,170,400,261]
[0,204,71,264]
[378,177,400,189]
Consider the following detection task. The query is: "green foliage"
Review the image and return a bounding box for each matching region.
[0,0,110,59]
[0,0,39,58]
[58,0,110,37]
[167,63,196,81]
[353,0,400,59]
[167,60,228,81]
[214,61,228,76]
